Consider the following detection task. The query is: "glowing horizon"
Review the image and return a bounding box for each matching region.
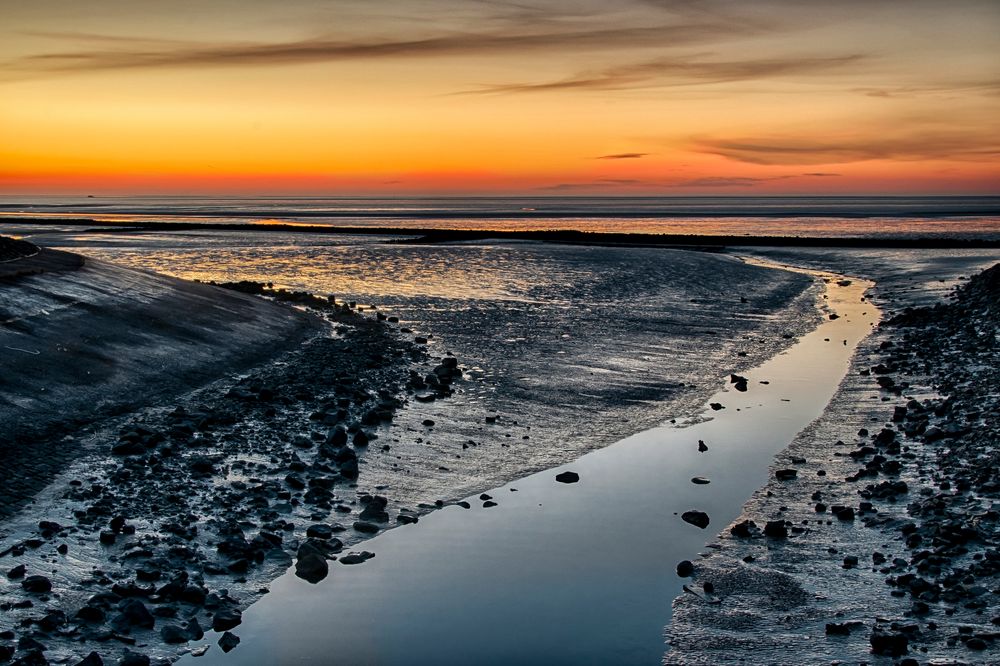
[1,1,998,196]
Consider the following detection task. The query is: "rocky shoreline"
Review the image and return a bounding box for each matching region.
[666,261,1000,664]
[0,277,466,665]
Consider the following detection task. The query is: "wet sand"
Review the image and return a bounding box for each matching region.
[666,251,1000,664]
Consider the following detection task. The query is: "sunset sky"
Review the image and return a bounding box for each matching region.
[1,0,998,195]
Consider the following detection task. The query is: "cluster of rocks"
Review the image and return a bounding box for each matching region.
[0,286,465,665]
[667,263,1000,663]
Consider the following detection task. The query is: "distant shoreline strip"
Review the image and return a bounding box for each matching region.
[3,217,999,249]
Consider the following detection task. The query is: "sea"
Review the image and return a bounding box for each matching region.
[2,194,1000,238]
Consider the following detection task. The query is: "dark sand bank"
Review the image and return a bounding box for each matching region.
[0,243,321,517]
[4,217,1000,249]
[667,254,1000,664]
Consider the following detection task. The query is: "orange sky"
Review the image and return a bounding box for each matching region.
[1,0,998,195]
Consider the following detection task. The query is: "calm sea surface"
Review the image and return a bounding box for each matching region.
[2,195,999,238]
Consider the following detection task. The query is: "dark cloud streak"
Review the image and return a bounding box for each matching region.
[464,54,867,94]
[595,153,648,159]
[695,132,1000,165]
[3,23,752,77]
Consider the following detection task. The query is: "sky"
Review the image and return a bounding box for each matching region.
[0,0,998,195]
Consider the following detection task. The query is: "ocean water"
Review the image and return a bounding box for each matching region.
[2,195,1000,238]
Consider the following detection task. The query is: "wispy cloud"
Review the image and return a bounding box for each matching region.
[462,53,867,94]
[676,176,788,187]
[537,172,842,190]
[675,172,838,187]
[854,79,1000,98]
[694,131,1000,165]
[1,23,753,78]
[536,179,651,191]
[595,152,648,159]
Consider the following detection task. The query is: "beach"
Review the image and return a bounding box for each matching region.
[4,0,998,661]
[666,250,1000,664]
[0,228,998,665]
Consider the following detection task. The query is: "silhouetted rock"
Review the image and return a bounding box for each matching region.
[555,471,579,483]
[681,511,710,529]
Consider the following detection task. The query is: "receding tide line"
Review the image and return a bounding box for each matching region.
[183,261,881,666]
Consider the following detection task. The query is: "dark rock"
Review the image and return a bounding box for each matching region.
[690,477,710,485]
[117,599,155,629]
[75,605,106,624]
[6,564,26,579]
[339,551,375,565]
[966,637,987,650]
[219,632,241,653]
[681,511,710,529]
[730,520,757,538]
[555,471,579,484]
[832,505,855,521]
[326,427,348,447]
[763,520,788,539]
[676,560,694,577]
[294,553,328,584]
[306,524,334,540]
[775,469,798,480]
[185,617,204,641]
[188,456,216,474]
[870,629,908,656]
[826,623,852,636]
[160,624,190,644]
[21,575,51,593]
[212,609,242,632]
